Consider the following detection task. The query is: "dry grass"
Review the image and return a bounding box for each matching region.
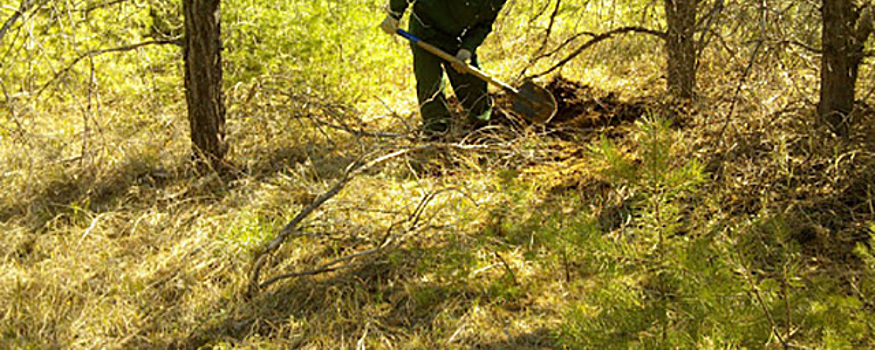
[3,7,875,349]
[4,67,875,348]
[0,84,580,348]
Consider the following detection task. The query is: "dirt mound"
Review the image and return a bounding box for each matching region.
[545,76,648,129]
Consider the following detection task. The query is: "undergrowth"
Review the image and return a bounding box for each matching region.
[2,0,875,349]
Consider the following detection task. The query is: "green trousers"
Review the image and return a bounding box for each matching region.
[410,20,492,133]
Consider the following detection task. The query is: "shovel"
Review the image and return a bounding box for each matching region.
[396,28,557,124]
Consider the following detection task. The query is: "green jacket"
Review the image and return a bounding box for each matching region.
[389,0,506,51]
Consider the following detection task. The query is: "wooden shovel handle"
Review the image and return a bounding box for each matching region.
[396,29,519,96]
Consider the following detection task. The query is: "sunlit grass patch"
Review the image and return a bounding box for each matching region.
[224,212,282,258]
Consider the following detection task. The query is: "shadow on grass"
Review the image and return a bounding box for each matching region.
[0,156,184,231]
[153,243,560,349]
[0,141,356,229]
[707,120,875,261]
[165,257,441,348]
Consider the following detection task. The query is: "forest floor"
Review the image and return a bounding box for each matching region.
[2,69,875,349]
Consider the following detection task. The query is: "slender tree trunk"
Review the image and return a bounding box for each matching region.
[183,0,226,167]
[819,0,871,137]
[664,0,697,99]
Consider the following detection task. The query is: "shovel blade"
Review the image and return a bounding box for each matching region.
[512,81,557,124]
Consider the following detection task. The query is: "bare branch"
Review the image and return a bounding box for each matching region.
[254,186,454,293]
[535,0,563,56]
[720,39,764,139]
[778,39,820,54]
[0,79,27,143]
[695,0,725,70]
[530,26,666,79]
[734,248,791,349]
[0,0,46,44]
[246,147,425,297]
[258,263,368,289]
[35,39,181,100]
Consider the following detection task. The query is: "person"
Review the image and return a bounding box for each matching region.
[379,0,507,136]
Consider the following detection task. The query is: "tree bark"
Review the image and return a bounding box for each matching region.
[183,0,226,167]
[664,0,698,99]
[819,0,871,137]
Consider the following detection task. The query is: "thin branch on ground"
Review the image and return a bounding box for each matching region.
[266,88,409,140]
[82,0,132,14]
[259,262,370,288]
[254,186,455,292]
[246,147,426,297]
[0,79,29,144]
[304,112,407,139]
[494,251,519,286]
[778,39,821,54]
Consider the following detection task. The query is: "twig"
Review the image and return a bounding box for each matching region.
[540,31,598,60]
[516,0,566,80]
[82,0,131,14]
[526,0,555,27]
[778,39,820,54]
[718,39,763,141]
[304,112,407,139]
[0,0,44,44]
[35,39,181,99]
[0,79,28,143]
[530,26,666,79]
[254,187,452,292]
[535,0,563,56]
[695,0,725,72]
[266,88,408,139]
[259,262,368,290]
[736,249,789,349]
[494,251,519,286]
[246,147,424,297]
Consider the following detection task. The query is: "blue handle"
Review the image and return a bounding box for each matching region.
[396,28,420,43]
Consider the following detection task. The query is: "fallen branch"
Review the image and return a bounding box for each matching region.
[246,147,423,297]
[0,79,28,144]
[82,0,132,14]
[252,185,461,293]
[530,26,666,79]
[264,88,408,139]
[778,39,820,54]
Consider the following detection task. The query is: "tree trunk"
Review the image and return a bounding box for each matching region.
[183,0,226,167]
[664,0,697,99]
[819,0,871,137]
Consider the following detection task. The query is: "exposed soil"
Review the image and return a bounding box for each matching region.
[489,76,653,133]
[545,76,649,129]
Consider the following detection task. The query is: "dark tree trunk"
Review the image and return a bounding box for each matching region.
[664,0,698,99]
[183,0,226,167]
[819,0,871,137]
